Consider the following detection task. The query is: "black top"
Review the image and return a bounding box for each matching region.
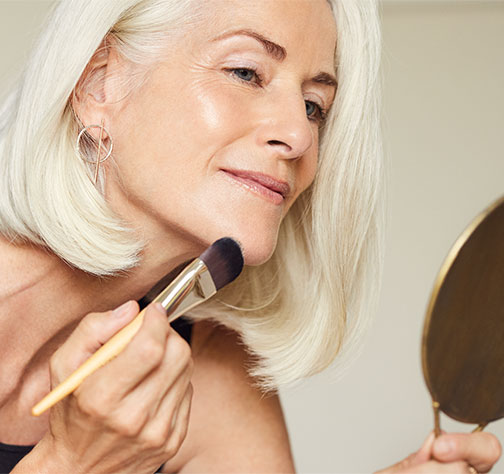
[0,316,193,474]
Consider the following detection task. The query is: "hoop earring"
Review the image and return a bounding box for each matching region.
[75,119,113,184]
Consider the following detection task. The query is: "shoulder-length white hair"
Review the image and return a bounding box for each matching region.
[0,0,383,389]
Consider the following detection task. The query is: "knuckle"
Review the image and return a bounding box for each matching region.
[75,393,105,421]
[145,306,170,330]
[137,339,165,365]
[109,411,146,438]
[164,432,184,459]
[78,312,102,336]
[489,434,502,461]
[167,334,192,361]
[119,420,143,438]
[113,421,141,438]
[171,430,184,450]
[142,428,167,450]
[163,444,177,460]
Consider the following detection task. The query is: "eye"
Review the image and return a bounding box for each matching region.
[228,68,263,87]
[305,100,327,124]
[233,68,255,81]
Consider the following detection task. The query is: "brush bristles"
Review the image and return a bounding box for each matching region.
[199,238,244,290]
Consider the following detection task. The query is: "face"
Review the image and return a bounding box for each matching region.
[100,0,337,266]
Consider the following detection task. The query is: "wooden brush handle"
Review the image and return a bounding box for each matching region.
[32,308,146,416]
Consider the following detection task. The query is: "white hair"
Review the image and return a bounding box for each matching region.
[0,0,195,273]
[0,0,384,389]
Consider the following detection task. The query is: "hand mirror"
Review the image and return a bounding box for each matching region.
[422,195,504,436]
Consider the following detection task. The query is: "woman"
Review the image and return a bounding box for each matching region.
[0,0,500,472]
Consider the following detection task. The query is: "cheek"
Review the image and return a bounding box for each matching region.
[186,77,237,134]
[297,138,319,192]
[281,138,319,216]
[110,75,246,190]
[149,79,251,170]
[179,76,263,157]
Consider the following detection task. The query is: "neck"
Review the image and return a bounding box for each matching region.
[0,231,203,388]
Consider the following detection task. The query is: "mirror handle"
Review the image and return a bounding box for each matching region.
[432,400,488,437]
[432,400,442,437]
[472,422,487,433]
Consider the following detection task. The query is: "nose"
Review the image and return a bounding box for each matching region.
[255,91,314,160]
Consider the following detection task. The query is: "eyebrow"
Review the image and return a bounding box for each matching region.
[213,28,337,88]
[311,72,338,88]
[212,29,287,61]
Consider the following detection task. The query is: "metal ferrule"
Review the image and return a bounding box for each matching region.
[150,258,217,323]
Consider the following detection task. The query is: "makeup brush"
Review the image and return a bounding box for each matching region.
[32,237,243,416]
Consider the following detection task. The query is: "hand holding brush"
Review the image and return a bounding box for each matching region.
[15,239,242,473]
[32,237,243,416]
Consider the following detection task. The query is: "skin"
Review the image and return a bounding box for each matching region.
[0,0,500,472]
[81,0,336,268]
[377,432,502,474]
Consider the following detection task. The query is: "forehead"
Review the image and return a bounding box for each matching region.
[192,0,337,71]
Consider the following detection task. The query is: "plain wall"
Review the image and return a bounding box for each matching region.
[1,1,503,473]
[282,2,504,473]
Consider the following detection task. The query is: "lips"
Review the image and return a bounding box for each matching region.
[222,169,291,200]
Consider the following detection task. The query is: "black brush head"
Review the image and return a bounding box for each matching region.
[199,238,244,290]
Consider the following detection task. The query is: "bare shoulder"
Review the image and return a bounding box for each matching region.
[164,320,295,473]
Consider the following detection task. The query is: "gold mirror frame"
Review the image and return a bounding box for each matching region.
[422,195,504,436]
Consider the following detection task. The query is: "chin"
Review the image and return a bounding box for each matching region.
[225,230,279,267]
[179,197,283,267]
[242,247,275,266]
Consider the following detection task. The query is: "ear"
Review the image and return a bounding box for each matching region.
[71,36,125,141]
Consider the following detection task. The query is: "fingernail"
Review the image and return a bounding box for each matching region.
[435,438,454,455]
[154,303,166,315]
[112,301,132,317]
[420,432,435,449]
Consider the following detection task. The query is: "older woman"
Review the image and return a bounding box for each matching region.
[0,0,500,472]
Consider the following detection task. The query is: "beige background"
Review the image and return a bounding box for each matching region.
[1,1,504,473]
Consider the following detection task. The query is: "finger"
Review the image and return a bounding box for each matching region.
[377,432,435,472]
[374,431,451,474]
[162,383,193,459]
[433,432,502,473]
[50,301,139,380]
[154,362,193,429]
[136,353,192,436]
[402,460,471,473]
[412,432,436,465]
[134,380,193,457]
[121,329,193,418]
[78,303,170,402]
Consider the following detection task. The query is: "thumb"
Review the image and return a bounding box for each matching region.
[374,433,436,473]
[411,432,436,465]
[50,300,139,382]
